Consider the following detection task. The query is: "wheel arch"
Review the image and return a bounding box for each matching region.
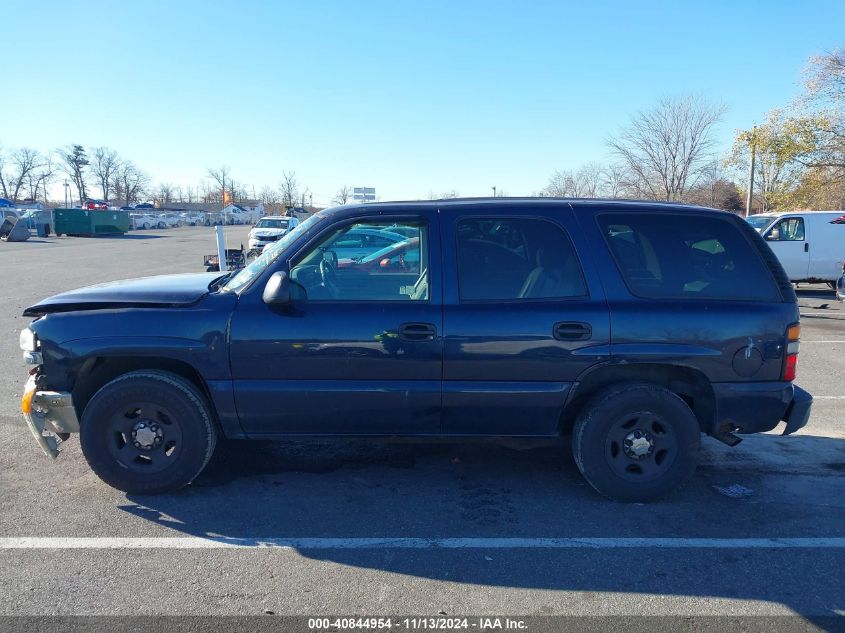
[72,356,214,424]
[561,362,716,435]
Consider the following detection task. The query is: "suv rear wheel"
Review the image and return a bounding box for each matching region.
[572,383,700,502]
[80,370,217,494]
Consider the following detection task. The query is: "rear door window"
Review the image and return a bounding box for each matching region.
[456,217,587,300]
[598,213,779,301]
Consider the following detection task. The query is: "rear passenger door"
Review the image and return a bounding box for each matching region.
[440,205,610,436]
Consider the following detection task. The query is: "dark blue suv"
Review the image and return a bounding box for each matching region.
[19,199,812,501]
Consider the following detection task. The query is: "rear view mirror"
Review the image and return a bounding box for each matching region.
[263,271,291,305]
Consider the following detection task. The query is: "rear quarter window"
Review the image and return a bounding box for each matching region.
[598,213,780,301]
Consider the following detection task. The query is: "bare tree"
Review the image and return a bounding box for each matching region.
[207,166,231,207]
[0,148,42,201]
[90,147,121,201]
[26,152,56,202]
[799,49,845,179]
[601,163,629,198]
[540,170,576,197]
[111,161,149,206]
[279,171,299,207]
[333,185,353,205]
[260,185,279,205]
[155,182,175,205]
[607,96,725,201]
[59,145,89,203]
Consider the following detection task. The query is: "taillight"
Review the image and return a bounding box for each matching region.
[784,323,800,381]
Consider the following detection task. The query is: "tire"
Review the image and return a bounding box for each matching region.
[572,382,700,502]
[80,370,217,494]
[142,222,150,230]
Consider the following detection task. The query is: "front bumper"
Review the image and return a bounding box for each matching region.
[21,375,79,458]
[248,234,285,250]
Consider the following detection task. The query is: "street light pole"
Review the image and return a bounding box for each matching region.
[745,127,756,218]
[492,186,497,198]
[63,180,69,208]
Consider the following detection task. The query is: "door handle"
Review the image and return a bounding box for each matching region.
[804,242,809,252]
[398,322,437,341]
[553,321,592,341]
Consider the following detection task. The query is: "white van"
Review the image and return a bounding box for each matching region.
[747,211,845,286]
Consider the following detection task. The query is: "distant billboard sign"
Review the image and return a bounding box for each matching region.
[353,187,376,201]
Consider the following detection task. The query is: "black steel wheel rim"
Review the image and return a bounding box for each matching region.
[106,401,184,474]
[604,410,678,483]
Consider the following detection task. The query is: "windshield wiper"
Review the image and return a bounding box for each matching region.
[208,271,236,292]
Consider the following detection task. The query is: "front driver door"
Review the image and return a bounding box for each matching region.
[229,211,442,436]
[764,217,808,281]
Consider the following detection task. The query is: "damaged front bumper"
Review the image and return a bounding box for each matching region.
[21,375,79,458]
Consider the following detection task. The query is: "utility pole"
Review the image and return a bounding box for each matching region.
[492,186,497,198]
[745,127,756,218]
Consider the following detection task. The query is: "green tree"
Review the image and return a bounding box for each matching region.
[59,145,89,203]
[730,110,817,212]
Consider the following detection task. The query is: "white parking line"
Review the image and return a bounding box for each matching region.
[800,340,845,344]
[812,396,845,400]
[1,537,845,550]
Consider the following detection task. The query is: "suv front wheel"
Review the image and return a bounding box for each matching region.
[573,383,700,502]
[80,370,217,494]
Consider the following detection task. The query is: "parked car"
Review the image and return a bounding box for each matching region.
[380,223,421,239]
[18,209,53,234]
[156,213,182,228]
[747,211,845,288]
[836,259,845,302]
[134,202,155,210]
[129,213,158,230]
[179,212,206,226]
[248,216,301,252]
[83,199,109,210]
[338,236,421,273]
[19,199,812,500]
[321,227,407,261]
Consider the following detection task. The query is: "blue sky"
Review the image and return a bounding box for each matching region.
[4,0,844,205]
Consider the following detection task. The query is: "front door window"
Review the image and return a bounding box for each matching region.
[290,221,429,301]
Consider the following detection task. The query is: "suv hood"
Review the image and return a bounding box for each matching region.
[23,272,224,316]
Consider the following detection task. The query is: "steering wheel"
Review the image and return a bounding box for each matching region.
[319,252,339,297]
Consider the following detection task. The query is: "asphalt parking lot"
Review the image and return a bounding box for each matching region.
[0,226,843,625]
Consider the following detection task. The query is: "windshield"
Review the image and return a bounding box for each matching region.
[221,212,324,293]
[746,215,775,230]
[255,218,290,229]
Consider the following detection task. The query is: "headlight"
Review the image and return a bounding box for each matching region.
[19,327,37,352]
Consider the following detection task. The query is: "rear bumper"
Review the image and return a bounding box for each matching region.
[781,385,813,435]
[712,381,812,436]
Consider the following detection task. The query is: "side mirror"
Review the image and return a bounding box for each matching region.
[263,271,291,305]
[765,229,779,241]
